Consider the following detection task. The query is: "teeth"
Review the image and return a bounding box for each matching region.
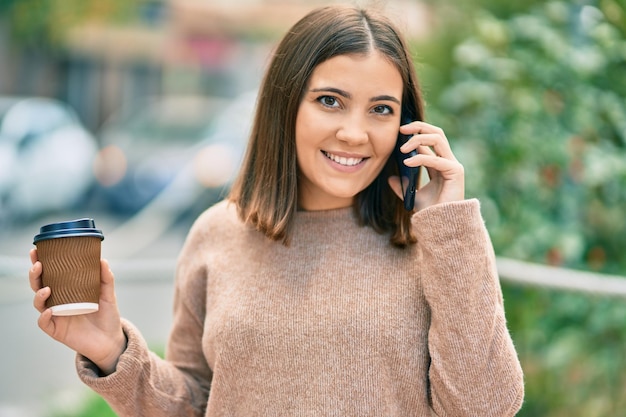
[323,151,364,166]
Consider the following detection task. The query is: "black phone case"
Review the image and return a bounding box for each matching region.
[393,121,420,211]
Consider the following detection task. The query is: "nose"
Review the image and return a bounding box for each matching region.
[335,114,369,145]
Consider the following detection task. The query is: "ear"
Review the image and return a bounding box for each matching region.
[387,175,404,202]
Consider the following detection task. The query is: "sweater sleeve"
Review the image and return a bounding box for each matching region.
[75,214,214,417]
[413,199,524,417]
[75,318,209,417]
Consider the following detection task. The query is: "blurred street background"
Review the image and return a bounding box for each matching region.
[1,0,625,416]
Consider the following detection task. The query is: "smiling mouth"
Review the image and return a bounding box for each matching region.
[322,151,366,167]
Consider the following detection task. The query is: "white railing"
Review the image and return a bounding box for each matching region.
[496,257,626,297]
[2,254,626,297]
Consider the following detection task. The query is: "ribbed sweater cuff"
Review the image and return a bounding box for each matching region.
[412,198,483,242]
[410,199,495,298]
[75,318,149,393]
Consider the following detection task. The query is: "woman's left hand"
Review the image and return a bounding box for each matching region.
[388,121,464,211]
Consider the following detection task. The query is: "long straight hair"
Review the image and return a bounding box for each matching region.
[228,5,424,246]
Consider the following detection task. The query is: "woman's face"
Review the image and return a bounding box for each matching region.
[295,51,404,211]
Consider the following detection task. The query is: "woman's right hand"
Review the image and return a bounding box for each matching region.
[29,248,127,375]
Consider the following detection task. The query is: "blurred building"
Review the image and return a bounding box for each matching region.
[0,0,429,133]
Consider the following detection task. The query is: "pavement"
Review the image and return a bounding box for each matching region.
[0,211,191,417]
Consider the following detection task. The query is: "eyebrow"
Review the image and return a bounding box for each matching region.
[310,87,401,105]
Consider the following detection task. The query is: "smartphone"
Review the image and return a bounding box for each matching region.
[393,117,420,211]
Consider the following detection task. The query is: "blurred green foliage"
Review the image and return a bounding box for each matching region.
[418,0,626,274]
[48,393,117,417]
[0,0,140,49]
[504,285,626,415]
[415,0,626,415]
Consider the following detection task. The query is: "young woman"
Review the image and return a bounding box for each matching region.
[29,5,524,416]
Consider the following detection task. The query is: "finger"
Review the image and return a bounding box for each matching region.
[401,133,456,161]
[400,120,444,135]
[29,260,43,292]
[33,286,51,313]
[406,152,460,169]
[405,153,464,179]
[400,122,455,158]
[416,144,436,157]
[37,307,56,336]
[30,248,39,264]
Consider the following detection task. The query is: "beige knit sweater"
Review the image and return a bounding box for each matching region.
[77,198,524,416]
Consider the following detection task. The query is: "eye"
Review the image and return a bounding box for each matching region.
[317,95,340,108]
[372,105,393,115]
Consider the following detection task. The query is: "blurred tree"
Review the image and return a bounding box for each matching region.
[414,1,626,415]
[1,0,141,50]
[503,284,626,416]
[417,0,626,275]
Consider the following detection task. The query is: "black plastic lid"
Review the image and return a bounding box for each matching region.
[33,218,104,244]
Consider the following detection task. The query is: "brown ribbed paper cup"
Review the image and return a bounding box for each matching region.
[34,218,104,316]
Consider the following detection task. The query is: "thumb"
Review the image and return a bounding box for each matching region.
[99,259,117,305]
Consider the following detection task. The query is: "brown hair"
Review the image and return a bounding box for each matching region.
[228,5,424,246]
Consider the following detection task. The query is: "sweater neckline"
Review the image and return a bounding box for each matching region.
[294,206,355,223]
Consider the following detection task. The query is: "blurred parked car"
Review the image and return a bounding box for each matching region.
[0,97,98,225]
[92,90,256,217]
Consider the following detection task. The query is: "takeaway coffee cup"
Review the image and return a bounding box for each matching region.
[33,218,104,316]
